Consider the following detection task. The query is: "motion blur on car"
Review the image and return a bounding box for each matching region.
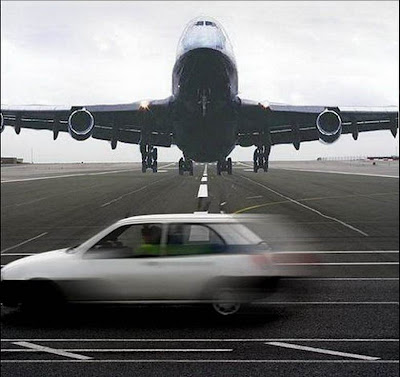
[1,214,314,316]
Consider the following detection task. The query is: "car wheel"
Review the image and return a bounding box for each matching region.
[212,288,241,316]
[21,281,65,314]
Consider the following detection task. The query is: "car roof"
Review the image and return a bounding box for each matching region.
[115,213,240,226]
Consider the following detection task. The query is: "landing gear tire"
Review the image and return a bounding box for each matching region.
[253,147,270,173]
[227,158,233,175]
[141,145,158,173]
[189,160,194,176]
[217,158,233,175]
[178,157,194,176]
[217,161,222,176]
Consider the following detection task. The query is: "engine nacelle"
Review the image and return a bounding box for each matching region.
[68,108,95,140]
[1,113,4,133]
[316,110,342,143]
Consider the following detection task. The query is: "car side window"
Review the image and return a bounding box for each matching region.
[165,223,225,257]
[85,224,162,259]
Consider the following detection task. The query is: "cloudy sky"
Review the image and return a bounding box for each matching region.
[1,1,398,162]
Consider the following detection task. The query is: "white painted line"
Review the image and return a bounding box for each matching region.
[284,278,399,281]
[193,211,209,214]
[13,341,91,361]
[1,253,35,256]
[1,232,48,254]
[276,262,399,266]
[266,341,380,361]
[3,338,398,342]
[275,250,399,254]
[204,164,208,176]
[246,195,263,199]
[1,359,398,364]
[201,176,207,183]
[0,163,176,184]
[3,348,232,353]
[278,167,399,179]
[1,169,132,184]
[257,302,399,305]
[197,184,208,198]
[101,177,169,207]
[239,175,369,237]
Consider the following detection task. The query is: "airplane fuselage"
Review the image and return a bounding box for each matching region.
[171,18,240,162]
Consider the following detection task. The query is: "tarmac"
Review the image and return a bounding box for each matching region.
[1,160,398,377]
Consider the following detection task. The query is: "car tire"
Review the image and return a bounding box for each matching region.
[21,280,65,314]
[212,287,241,316]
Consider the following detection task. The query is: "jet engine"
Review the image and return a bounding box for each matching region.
[316,110,342,143]
[68,108,95,140]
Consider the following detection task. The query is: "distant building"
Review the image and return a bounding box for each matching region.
[1,157,24,164]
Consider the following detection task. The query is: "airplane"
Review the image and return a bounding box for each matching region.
[1,16,398,175]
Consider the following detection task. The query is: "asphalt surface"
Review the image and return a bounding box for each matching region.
[1,161,399,377]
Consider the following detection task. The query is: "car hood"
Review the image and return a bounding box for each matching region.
[1,249,68,278]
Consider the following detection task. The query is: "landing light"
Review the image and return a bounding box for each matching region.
[140,100,150,110]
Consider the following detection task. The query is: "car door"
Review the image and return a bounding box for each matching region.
[153,223,226,300]
[70,223,166,302]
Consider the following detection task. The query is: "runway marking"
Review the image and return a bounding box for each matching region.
[101,177,170,207]
[1,359,398,364]
[0,169,132,184]
[276,262,399,266]
[275,250,399,254]
[13,341,91,360]
[237,175,369,237]
[0,163,176,184]
[1,252,36,256]
[246,195,263,199]
[1,232,48,254]
[266,341,380,361]
[3,338,398,342]
[196,165,209,199]
[3,348,233,353]
[277,167,399,179]
[233,192,398,214]
[257,301,399,305]
[197,184,208,198]
[284,278,399,281]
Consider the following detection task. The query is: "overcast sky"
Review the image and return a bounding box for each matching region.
[1,1,399,163]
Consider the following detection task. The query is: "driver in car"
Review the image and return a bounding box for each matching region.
[137,225,161,256]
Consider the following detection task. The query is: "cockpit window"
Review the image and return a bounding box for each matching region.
[195,21,204,26]
[205,21,216,27]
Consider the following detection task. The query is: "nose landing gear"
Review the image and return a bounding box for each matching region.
[217,158,233,175]
[141,144,158,173]
[179,158,194,175]
[253,145,270,173]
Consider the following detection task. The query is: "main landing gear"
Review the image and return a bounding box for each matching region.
[253,146,270,173]
[217,158,233,175]
[179,158,194,175]
[141,144,158,173]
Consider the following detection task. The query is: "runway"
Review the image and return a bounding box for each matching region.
[1,160,398,376]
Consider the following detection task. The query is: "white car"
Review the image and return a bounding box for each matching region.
[1,214,296,316]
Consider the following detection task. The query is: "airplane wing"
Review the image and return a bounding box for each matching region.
[1,97,173,149]
[237,99,398,149]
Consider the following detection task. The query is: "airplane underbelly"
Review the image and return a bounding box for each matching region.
[174,115,236,162]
